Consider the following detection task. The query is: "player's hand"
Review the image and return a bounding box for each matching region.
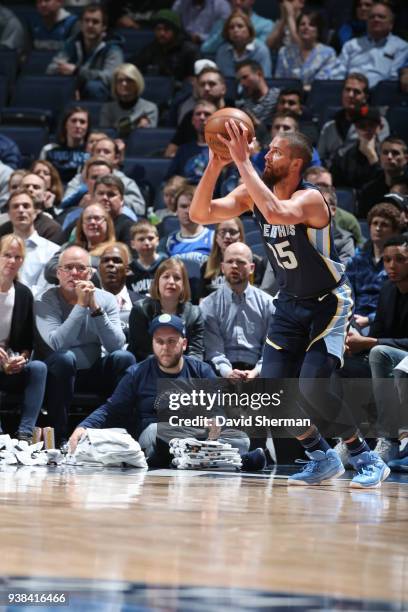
[218,120,251,165]
[208,147,232,170]
[69,427,87,454]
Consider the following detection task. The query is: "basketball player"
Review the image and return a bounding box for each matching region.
[190,119,390,488]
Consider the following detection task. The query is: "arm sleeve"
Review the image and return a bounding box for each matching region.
[274,48,287,78]
[34,297,88,351]
[122,176,146,217]
[186,307,204,360]
[128,302,151,361]
[200,301,232,377]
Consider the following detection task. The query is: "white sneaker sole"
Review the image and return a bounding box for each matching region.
[349,466,391,489]
[288,465,345,486]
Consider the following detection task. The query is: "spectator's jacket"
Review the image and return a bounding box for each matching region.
[134,35,198,82]
[370,280,408,351]
[318,109,389,169]
[346,240,388,322]
[46,31,124,87]
[128,297,204,362]
[8,281,34,354]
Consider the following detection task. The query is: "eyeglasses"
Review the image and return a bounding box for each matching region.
[0,253,23,261]
[217,229,240,237]
[83,215,107,223]
[58,264,91,273]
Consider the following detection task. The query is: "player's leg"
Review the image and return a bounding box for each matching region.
[288,341,346,485]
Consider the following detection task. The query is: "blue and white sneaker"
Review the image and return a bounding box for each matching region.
[388,444,408,472]
[349,451,391,488]
[288,449,345,486]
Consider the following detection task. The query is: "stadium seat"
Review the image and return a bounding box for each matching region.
[245,230,263,248]
[251,243,266,258]
[175,257,202,304]
[126,128,175,157]
[0,75,7,108]
[253,0,281,20]
[0,49,18,97]
[0,125,48,164]
[241,215,257,234]
[359,220,369,240]
[158,215,180,238]
[123,157,171,188]
[336,188,357,215]
[267,78,303,91]
[318,106,342,128]
[144,76,175,108]
[21,50,55,75]
[11,76,76,129]
[371,81,407,108]
[386,107,408,142]
[307,80,344,115]
[116,29,155,59]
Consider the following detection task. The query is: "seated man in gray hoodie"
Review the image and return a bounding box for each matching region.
[34,245,135,445]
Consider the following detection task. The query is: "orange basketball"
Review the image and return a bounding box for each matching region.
[204,107,255,159]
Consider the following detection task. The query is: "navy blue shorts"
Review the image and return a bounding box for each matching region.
[265,282,353,366]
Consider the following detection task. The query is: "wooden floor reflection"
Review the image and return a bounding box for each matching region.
[0,466,407,606]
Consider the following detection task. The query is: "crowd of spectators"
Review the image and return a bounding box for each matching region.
[0,0,407,468]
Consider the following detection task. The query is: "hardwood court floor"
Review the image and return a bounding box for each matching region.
[0,465,407,610]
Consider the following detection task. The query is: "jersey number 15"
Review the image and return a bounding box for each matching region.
[267,240,298,270]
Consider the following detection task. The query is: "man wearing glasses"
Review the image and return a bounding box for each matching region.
[200,242,274,380]
[34,245,135,446]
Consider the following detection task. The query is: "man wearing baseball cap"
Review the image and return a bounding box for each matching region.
[69,314,266,470]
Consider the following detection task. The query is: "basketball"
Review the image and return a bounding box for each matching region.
[204,107,255,159]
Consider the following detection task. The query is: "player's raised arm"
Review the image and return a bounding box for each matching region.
[189,150,253,225]
[219,120,329,228]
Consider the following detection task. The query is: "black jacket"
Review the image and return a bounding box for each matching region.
[8,281,34,354]
[370,280,408,351]
[128,297,204,362]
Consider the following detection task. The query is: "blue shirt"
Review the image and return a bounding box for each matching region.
[201,11,275,54]
[28,9,78,51]
[215,39,272,78]
[330,33,408,88]
[173,0,230,42]
[200,282,275,376]
[275,43,337,86]
[79,355,216,434]
[162,227,214,265]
